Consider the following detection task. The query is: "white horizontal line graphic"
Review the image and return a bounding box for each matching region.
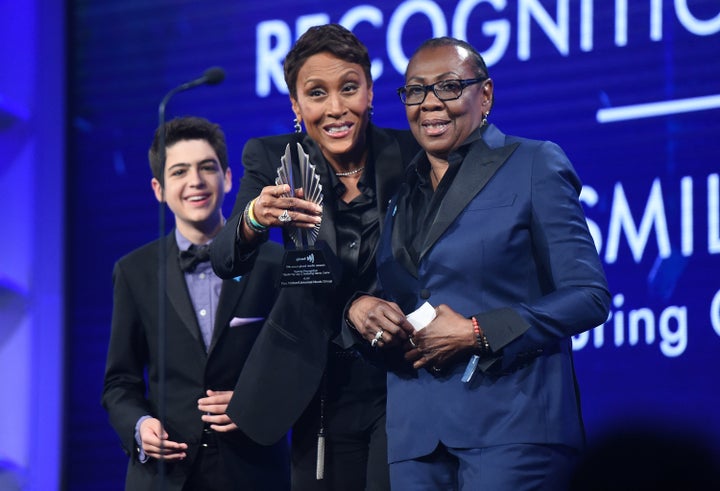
[597,94,720,123]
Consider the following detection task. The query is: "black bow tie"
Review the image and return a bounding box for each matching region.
[178,244,211,273]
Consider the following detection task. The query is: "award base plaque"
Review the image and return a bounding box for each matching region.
[279,240,340,287]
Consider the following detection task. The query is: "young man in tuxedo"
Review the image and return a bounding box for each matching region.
[102,116,289,491]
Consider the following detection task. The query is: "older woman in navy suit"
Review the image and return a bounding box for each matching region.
[347,37,610,490]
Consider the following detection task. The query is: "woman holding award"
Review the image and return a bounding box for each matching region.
[209,24,419,491]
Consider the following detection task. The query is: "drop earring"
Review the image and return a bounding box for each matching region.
[293,117,302,133]
[368,105,374,120]
[482,111,489,126]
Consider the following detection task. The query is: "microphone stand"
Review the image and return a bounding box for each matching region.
[155,66,225,491]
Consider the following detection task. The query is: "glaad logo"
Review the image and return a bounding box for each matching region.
[295,253,315,264]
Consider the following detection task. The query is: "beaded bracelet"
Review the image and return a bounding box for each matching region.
[247,199,265,227]
[244,199,268,234]
[472,316,490,355]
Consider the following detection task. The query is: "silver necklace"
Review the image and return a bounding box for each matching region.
[335,166,365,177]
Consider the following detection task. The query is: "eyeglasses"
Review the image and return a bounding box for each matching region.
[397,77,487,106]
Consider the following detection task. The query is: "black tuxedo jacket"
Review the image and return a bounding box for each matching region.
[102,233,289,490]
[210,124,420,445]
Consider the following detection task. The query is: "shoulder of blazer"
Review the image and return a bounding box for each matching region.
[241,133,297,170]
[483,123,547,151]
[115,235,168,271]
[370,125,421,161]
[368,125,421,208]
[248,128,420,169]
[244,133,326,176]
[247,132,296,146]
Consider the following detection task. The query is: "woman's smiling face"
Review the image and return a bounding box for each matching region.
[404,44,492,160]
[290,52,373,167]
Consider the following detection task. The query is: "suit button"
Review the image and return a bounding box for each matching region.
[419,289,431,299]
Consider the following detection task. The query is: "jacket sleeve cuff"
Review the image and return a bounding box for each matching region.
[134,415,152,463]
[473,307,530,373]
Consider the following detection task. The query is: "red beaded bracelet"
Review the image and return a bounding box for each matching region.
[472,316,490,354]
[471,316,480,335]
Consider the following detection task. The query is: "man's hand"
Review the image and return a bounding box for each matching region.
[199,390,238,433]
[139,417,187,461]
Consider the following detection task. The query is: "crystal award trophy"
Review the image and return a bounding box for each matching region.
[275,142,339,287]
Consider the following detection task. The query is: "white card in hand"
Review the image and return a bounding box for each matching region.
[406,301,436,331]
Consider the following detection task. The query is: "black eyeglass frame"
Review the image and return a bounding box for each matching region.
[396,77,488,106]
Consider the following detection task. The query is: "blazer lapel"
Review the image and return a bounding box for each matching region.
[164,235,203,346]
[370,125,408,223]
[389,189,418,277]
[207,275,248,355]
[420,134,519,260]
[297,126,408,254]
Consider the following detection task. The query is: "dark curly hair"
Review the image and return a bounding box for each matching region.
[283,23,372,99]
[148,116,228,182]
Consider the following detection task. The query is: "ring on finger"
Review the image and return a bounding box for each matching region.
[278,209,292,223]
[371,329,384,347]
[408,336,417,348]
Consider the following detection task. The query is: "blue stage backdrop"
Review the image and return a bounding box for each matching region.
[67,1,720,489]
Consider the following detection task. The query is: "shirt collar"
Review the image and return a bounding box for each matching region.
[413,124,487,182]
[175,228,215,251]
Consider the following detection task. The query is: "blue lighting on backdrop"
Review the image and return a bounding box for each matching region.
[4,1,719,489]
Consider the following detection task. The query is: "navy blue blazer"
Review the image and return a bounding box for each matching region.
[376,125,611,463]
